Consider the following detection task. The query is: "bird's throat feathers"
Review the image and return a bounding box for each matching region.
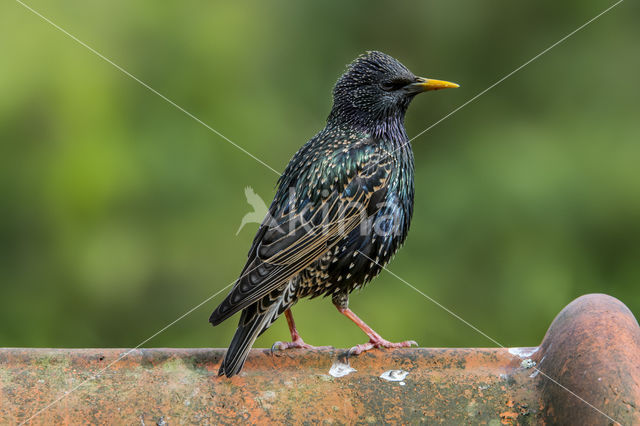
[327,101,410,143]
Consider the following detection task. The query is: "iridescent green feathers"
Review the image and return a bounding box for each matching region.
[209,135,393,326]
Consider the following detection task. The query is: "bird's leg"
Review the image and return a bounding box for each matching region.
[271,309,333,352]
[282,309,306,346]
[333,294,417,356]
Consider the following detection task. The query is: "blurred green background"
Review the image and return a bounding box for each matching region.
[1,0,638,350]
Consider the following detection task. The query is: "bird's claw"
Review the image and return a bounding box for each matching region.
[271,339,333,356]
[271,341,285,356]
[347,338,418,357]
[347,342,374,357]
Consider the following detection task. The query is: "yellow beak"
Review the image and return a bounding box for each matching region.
[411,77,460,92]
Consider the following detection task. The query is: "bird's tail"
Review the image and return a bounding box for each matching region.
[218,305,275,377]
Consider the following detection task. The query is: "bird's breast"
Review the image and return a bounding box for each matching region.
[295,138,415,300]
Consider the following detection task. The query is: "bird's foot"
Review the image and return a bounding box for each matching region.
[271,338,333,354]
[348,338,418,356]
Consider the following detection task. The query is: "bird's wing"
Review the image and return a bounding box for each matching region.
[210,141,393,325]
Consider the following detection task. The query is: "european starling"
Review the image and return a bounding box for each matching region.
[210,51,459,377]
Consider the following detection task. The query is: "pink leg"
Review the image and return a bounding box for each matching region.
[337,307,417,355]
[272,309,333,351]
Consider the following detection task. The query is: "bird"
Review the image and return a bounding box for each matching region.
[210,51,459,377]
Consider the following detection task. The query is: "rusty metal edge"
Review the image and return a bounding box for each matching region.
[0,293,637,425]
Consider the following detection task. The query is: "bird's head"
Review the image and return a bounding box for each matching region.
[328,51,458,137]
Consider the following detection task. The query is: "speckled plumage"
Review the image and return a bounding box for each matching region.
[210,51,457,377]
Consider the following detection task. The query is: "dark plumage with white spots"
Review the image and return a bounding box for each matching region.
[210,51,459,377]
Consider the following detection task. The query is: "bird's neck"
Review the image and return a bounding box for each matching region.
[371,113,409,143]
[328,105,409,143]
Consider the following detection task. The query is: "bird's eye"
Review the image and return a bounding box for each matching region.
[379,81,395,91]
[379,79,408,92]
